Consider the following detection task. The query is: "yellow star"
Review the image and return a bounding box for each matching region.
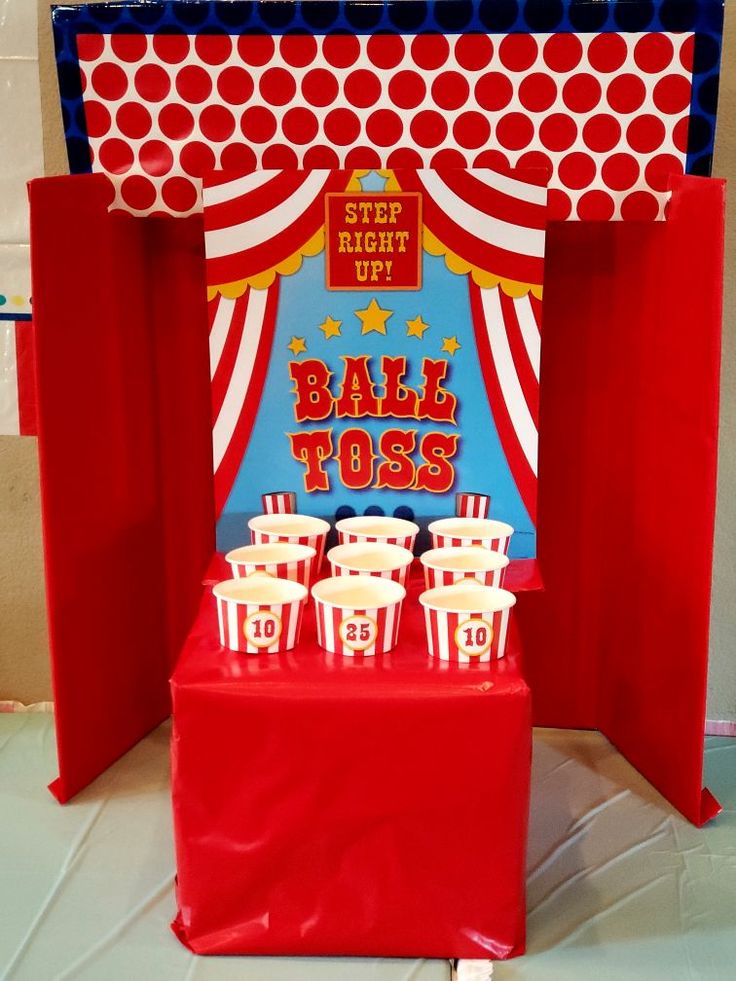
[287,336,307,356]
[406,315,430,339]
[440,336,461,357]
[319,315,342,340]
[355,298,393,336]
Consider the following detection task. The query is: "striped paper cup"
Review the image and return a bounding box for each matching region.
[248,513,331,579]
[261,491,297,514]
[419,581,517,662]
[225,542,316,586]
[311,575,406,657]
[456,492,491,519]
[335,515,419,553]
[420,546,509,590]
[428,517,514,555]
[327,542,413,587]
[213,577,308,654]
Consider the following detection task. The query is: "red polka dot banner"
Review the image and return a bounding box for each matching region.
[77,30,694,220]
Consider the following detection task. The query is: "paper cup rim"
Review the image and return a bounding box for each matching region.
[428,517,514,538]
[226,542,316,565]
[312,574,406,609]
[327,542,413,573]
[419,582,516,614]
[335,515,420,538]
[420,546,509,572]
[248,513,331,536]
[213,577,308,605]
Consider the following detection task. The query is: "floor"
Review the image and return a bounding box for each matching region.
[0,716,734,980]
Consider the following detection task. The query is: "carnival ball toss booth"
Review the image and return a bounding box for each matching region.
[27,0,726,959]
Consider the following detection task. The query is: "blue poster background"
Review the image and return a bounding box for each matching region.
[217,235,536,559]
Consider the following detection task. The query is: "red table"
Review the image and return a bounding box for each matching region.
[171,563,531,959]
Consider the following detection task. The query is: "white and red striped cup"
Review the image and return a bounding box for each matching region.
[261,491,297,514]
[420,546,509,590]
[248,513,331,580]
[225,542,316,586]
[311,575,406,657]
[213,577,308,655]
[456,492,491,519]
[335,515,419,553]
[428,517,514,555]
[419,581,516,662]
[327,542,413,587]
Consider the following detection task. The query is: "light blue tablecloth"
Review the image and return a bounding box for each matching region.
[1,715,734,980]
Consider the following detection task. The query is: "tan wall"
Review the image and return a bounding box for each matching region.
[38,0,77,177]
[0,2,48,702]
[0,437,49,701]
[710,8,736,723]
[2,3,734,717]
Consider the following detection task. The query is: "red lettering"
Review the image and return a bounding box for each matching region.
[373,428,417,490]
[417,359,457,424]
[288,429,333,491]
[414,431,459,493]
[334,356,380,418]
[335,428,376,489]
[289,359,333,422]
[379,356,419,418]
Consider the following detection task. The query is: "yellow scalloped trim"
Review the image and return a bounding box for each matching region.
[423,228,543,298]
[207,228,325,299]
[207,171,371,298]
[205,170,542,300]
[387,172,542,298]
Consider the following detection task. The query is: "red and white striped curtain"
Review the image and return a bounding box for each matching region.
[208,285,279,517]
[204,167,546,522]
[204,169,355,294]
[469,284,541,524]
[392,169,544,524]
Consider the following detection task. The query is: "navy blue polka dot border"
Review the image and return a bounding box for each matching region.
[52,0,724,181]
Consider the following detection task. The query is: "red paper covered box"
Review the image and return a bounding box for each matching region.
[171,567,531,959]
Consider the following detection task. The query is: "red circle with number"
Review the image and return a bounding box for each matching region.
[455,618,493,657]
[339,615,378,652]
[244,610,282,649]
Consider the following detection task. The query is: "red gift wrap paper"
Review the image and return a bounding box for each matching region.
[172,572,531,958]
